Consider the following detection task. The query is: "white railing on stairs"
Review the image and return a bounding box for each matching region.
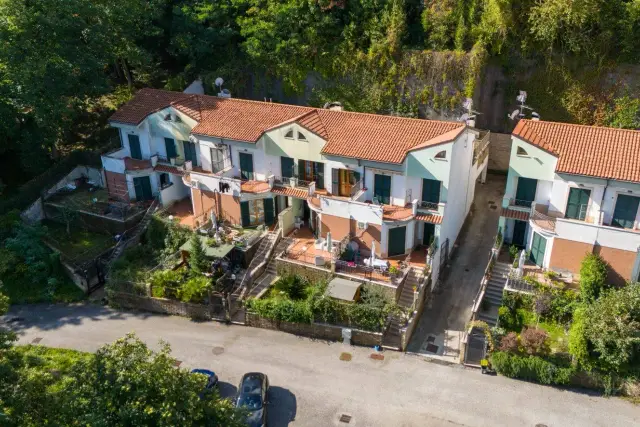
[239,222,281,298]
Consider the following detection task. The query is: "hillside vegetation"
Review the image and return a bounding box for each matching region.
[1,0,638,192]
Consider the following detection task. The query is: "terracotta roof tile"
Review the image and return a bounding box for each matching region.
[382,204,414,221]
[154,164,184,176]
[272,186,309,199]
[513,119,640,183]
[124,157,152,171]
[240,181,270,194]
[111,89,466,164]
[500,207,530,221]
[414,213,443,224]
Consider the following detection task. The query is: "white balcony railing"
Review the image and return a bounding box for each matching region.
[101,148,128,173]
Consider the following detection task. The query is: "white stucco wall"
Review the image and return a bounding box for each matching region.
[319,197,383,225]
[503,138,558,206]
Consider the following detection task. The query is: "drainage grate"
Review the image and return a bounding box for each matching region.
[31,337,43,344]
[212,346,224,355]
[339,414,352,423]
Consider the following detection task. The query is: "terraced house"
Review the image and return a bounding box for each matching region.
[102,88,490,286]
[499,119,640,285]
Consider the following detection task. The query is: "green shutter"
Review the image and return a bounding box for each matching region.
[421,179,441,204]
[565,188,591,220]
[530,232,547,267]
[315,162,324,189]
[281,157,294,178]
[515,177,537,206]
[423,223,435,246]
[239,152,254,180]
[298,160,306,179]
[182,141,198,167]
[128,135,142,160]
[264,198,275,226]
[240,201,250,227]
[388,226,406,257]
[133,176,152,201]
[164,138,176,158]
[612,195,640,229]
[374,174,391,204]
[332,168,339,191]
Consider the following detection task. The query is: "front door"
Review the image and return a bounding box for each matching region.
[239,152,254,180]
[530,232,547,267]
[338,169,351,196]
[515,177,537,207]
[612,195,640,229]
[423,223,435,247]
[565,188,591,221]
[133,176,152,201]
[512,220,527,247]
[263,198,275,226]
[388,226,406,257]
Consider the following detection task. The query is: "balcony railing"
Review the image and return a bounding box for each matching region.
[510,198,533,208]
[349,179,364,198]
[531,205,556,232]
[273,176,314,188]
[419,201,439,211]
[473,131,490,165]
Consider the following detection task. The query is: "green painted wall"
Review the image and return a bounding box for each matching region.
[263,124,326,162]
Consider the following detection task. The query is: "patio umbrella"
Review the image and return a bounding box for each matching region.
[326,232,332,253]
[370,241,376,265]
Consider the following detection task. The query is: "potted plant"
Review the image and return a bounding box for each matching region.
[170,156,177,165]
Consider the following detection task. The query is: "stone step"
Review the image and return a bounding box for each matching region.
[476,312,497,326]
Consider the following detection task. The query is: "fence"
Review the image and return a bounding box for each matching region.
[108,290,228,321]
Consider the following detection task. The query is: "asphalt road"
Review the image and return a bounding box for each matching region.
[4,303,639,427]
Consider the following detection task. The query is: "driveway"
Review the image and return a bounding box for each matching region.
[4,302,639,427]
[407,174,506,359]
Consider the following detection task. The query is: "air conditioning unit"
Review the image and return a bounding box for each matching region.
[357,221,367,230]
[190,179,201,189]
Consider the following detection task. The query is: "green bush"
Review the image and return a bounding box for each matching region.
[509,245,519,261]
[491,351,575,385]
[272,274,308,300]
[149,269,184,298]
[178,275,211,303]
[188,234,209,276]
[579,253,608,302]
[246,298,312,323]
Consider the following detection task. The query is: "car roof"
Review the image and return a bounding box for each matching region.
[191,369,216,377]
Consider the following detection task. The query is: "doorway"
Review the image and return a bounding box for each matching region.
[512,220,527,247]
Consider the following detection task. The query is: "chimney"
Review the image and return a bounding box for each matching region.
[323,101,343,112]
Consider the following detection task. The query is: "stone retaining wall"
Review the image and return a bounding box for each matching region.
[246,312,382,347]
[488,132,511,173]
[108,291,226,321]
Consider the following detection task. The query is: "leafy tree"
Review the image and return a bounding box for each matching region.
[188,234,209,275]
[579,253,608,303]
[605,96,640,129]
[520,327,549,356]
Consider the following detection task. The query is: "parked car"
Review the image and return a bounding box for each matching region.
[235,372,269,427]
[191,369,219,392]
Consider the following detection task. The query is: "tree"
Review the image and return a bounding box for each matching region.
[605,96,640,129]
[579,253,608,302]
[580,283,640,374]
[188,234,209,275]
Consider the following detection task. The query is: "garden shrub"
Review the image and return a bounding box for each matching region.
[246,298,312,323]
[149,269,183,298]
[520,327,549,356]
[491,351,574,385]
[499,332,519,353]
[273,275,308,300]
[579,253,608,302]
[178,275,211,303]
[188,234,208,276]
[509,245,519,261]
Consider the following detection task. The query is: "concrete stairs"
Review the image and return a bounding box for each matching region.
[247,237,293,298]
[476,261,510,326]
[382,267,424,350]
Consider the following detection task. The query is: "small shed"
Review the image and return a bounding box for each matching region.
[326,277,361,302]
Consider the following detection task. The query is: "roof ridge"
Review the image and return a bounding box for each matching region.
[515,120,554,153]
[522,119,640,135]
[318,107,465,126]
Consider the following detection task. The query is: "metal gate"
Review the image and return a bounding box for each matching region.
[439,238,449,270]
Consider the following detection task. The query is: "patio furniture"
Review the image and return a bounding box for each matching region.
[294,217,304,229]
[364,258,390,271]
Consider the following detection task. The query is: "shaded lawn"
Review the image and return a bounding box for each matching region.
[2,276,86,305]
[44,220,114,262]
[15,345,93,375]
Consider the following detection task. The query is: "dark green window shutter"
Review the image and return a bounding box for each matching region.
[388,226,406,257]
[281,157,294,178]
[164,138,176,158]
[612,195,640,229]
[240,201,250,227]
[421,179,441,204]
[264,198,275,226]
[515,177,537,207]
[182,141,198,167]
[239,152,254,180]
[374,174,391,204]
[332,168,339,191]
[530,232,547,267]
[298,160,306,179]
[128,135,142,160]
[315,162,324,189]
[565,188,591,220]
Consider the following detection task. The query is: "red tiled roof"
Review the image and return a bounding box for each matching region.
[415,213,443,224]
[382,204,414,221]
[110,89,465,164]
[500,207,530,221]
[513,119,640,183]
[273,186,308,199]
[124,157,152,171]
[240,181,270,194]
[154,164,184,176]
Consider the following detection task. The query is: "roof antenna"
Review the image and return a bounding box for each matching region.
[458,98,481,127]
[508,91,539,121]
[215,77,231,98]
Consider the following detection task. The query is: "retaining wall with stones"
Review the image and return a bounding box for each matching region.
[246,312,382,347]
[487,132,511,173]
[108,291,226,321]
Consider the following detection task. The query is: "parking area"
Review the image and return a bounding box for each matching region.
[406,174,505,361]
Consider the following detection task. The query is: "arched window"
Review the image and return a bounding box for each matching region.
[284,129,294,139]
[517,146,529,156]
[434,150,447,160]
[174,115,182,123]
[297,131,307,141]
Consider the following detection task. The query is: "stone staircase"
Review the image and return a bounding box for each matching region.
[382,267,424,350]
[247,237,293,298]
[475,261,510,326]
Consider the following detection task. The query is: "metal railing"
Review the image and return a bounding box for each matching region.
[531,207,556,232]
[510,198,533,208]
[349,179,364,198]
[272,176,312,188]
[473,131,490,165]
[419,201,439,211]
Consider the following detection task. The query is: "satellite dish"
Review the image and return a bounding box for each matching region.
[509,110,520,121]
[462,98,473,111]
[517,90,527,104]
[531,111,541,120]
[459,113,470,122]
[214,77,224,87]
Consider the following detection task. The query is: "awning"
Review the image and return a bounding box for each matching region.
[326,277,361,301]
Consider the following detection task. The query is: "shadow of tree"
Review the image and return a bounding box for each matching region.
[268,386,297,427]
[217,381,238,401]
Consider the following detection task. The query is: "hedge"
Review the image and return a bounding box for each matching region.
[491,351,575,385]
[0,150,101,213]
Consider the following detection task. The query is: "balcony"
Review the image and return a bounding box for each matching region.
[102,148,152,173]
[417,200,446,216]
[272,176,316,197]
[506,197,534,210]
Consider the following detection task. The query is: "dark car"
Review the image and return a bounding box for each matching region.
[191,369,219,392]
[235,372,269,427]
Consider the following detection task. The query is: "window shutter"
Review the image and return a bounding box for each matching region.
[164,138,176,158]
[240,201,250,227]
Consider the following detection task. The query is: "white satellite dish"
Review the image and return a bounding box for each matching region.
[517,90,527,104]
[459,113,470,122]
[215,77,224,87]
[462,98,473,111]
[509,109,520,121]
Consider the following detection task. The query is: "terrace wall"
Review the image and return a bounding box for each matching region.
[108,290,229,321]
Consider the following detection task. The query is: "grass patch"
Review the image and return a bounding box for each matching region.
[14,345,92,375]
[2,276,85,305]
[44,221,114,262]
[537,321,569,353]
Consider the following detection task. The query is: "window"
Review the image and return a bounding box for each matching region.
[159,173,171,189]
[421,179,441,205]
[210,146,227,173]
[182,140,198,167]
[281,156,295,178]
[164,114,172,121]
[128,134,142,160]
[298,131,307,141]
[517,146,529,156]
[284,129,294,139]
[374,174,391,205]
[240,200,264,226]
[164,138,177,159]
[434,150,446,160]
[611,194,640,229]
[298,160,324,189]
[565,187,590,221]
[239,152,254,180]
[174,115,182,123]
